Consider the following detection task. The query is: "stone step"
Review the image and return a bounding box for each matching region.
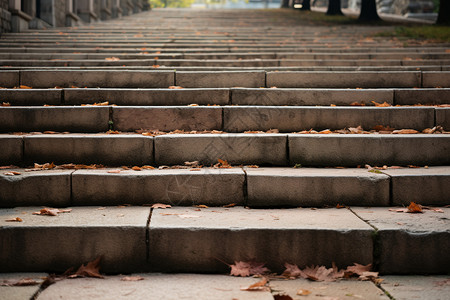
[0,206,448,274]
[2,106,447,133]
[2,88,449,106]
[1,167,448,208]
[1,133,449,167]
[3,70,449,89]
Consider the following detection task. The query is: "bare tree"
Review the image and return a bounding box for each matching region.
[358,0,381,22]
[327,0,343,15]
[436,0,450,25]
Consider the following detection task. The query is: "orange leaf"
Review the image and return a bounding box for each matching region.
[131,166,142,171]
[70,256,103,278]
[407,202,423,213]
[4,171,21,176]
[297,289,311,296]
[151,203,172,209]
[169,86,183,89]
[5,217,23,222]
[392,129,419,134]
[105,57,120,61]
[371,101,391,107]
[1,102,10,106]
[121,276,144,281]
[240,277,270,291]
[223,203,236,208]
[19,85,32,89]
[230,261,270,277]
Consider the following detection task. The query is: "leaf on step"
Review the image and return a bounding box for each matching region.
[106,130,120,134]
[1,102,10,106]
[215,159,232,168]
[151,203,172,209]
[297,289,311,296]
[121,276,144,281]
[142,165,155,170]
[18,85,32,89]
[69,256,103,278]
[407,202,423,213]
[3,171,21,176]
[230,261,270,277]
[223,203,236,208]
[371,101,391,107]
[0,278,40,286]
[358,271,379,281]
[5,217,23,222]
[81,101,109,106]
[240,277,270,291]
[392,129,419,134]
[282,263,303,278]
[107,169,121,173]
[195,205,209,208]
[344,263,372,277]
[132,166,142,171]
[105,57,120,61]
[350,101,365,106]
[372,125,395,132]
[33,208,72,216]
[169,86,183,89]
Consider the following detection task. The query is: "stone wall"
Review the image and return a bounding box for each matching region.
[348,0,435,15]
[0,0,11,33]
[55,0,67,27]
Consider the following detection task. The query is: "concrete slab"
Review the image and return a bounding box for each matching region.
[64,88,230,106]
[436,108,450,130]
[0,206,150,273]
[38,274,273,300]
[231,88,394,106]
[112,106,222,132]
[266,72,421,88]
[20,70,175,88]
[381,276,450,300]
[0,107,109,133]
[23,134,153,166]
[270,278,388,300]
[0,71,19,88]
[394,88,450,105]
[154,134,288,166]
[0,135,23,165]
[381,166,450,206]
[0,89,62,106]
[288,134,450,167]
[422,72,450,88]
[352,207,450,274]
[224,107,434,132]
[176,71,265,88]
[148,207,373,273]
[0,273,45,300]
[72,168,245,206]
[246,167,390,207]
[0,169,72,208]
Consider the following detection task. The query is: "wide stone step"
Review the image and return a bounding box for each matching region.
[1,133,449,167]
[1,167,448,208]
[2,106,447,133]
[3,70,449,88]
[0,206,448,274]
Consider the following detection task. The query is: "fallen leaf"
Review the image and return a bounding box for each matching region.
[1,102,10,106]
[5,217,23,222]
[345,263,372,276]
[132,166,142,171]
[19,85,32,89]
[3,171,21,176]
[69,256,103,278]
[169,86,183,89]
[195,205,209,208]
[371,101,391,107]
[223,203,236,208]
[107,170,121,173]
[392,129,419,134]
[142,165,155,169]
[151,203,172,209]
[358,271,379,281]
[106,130,120,134]
[230,261,270,277]
[0,278,40,286]
[407,202,423,213]
[121,276,144,281]
[240,277,270,291]
[215,159,232,168]
[336,204,346,209]
[297,289,311,296]
[105,57,120,61]
[33,208,72,216]
[350,101,365,106]
[282,263,303,278]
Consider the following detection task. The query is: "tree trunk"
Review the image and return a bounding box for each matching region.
[300,0,311,10]
[326,0,343,15]
[280,0,290,8]
[358,0,380,22]
[436,0,450,25]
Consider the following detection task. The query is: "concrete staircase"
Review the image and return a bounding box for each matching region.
[0,8,449,283]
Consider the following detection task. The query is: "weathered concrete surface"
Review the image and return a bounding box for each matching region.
[381,276,450,300]
[266,72,421,88]
[436,108,450,130]
[0,135,23,165]
[0,169,72,207]
[288,134,450,167]
[0,273,45,300]
[112,106,222,132]
[176,71,265,88]
[224,107,434,132]
[231,88,394,106]
[0,107,109,133]
[148,207,373,273]
[352,207,450,274]
[269,278,388,300]
[64,88,230,106]
[20,70,175,88]
[0,89,62,106]
[246,167,390,207]
[23,134,153,165]
[0,71,19,87]
[422,72,450,88]
[155,134,288,166]
[0,206,149,273]
[394,88,450,105]
[381,166,450,206]
[72,168,245,206]
[38,274,273,300]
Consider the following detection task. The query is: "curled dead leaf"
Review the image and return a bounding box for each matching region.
[121,276,144,281]
[5,217,23,222]
[1,102,10,106]
[407,202,423,213]
[392,129,419,134]
[240,277,270,292]
[371,101,391,107]
[33,208,72,216]
[68,256,103,278]
[151,203,172,209]
[169,86,183,89]
[4,171,21,176]
[297,289,311,296]
[230,261,270,277]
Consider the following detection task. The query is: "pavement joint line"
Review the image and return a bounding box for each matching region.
[221,107,225,131]
[285,135,290,166]
[241,166,249,207]
[69,169,76,207]
[146,207,153,263]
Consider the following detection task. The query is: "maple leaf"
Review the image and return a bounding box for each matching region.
[407,202,423,213]
[69,256,103,278]
[230,261,270,277]
[240,277,270,291]
[282,263,303,278]
[345,263,372,276]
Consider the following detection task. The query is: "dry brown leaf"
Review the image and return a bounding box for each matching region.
[69,256,103,278]
[1,102,10,106]
[373,125,395,132]
[106,130,120,134]
[350,101,365,106]
[223,203,236,208]
[345,263,372,277]
[230,261,270,277]
[142,165,155,170]
[392,129,419,134]
[336,204,346,209]
[407,202,423,213]
[215,159,232,168]
[195,205,209,208]
[371,101,391,107]
[240,277,270,291]
[121,276,144,281]
[5,217,23,222]
[297,289,311,296]
[132,166,142,171]
[4,171,21,176]
[151,203,172,209]
[33,208,72,216]
[105,57,120,61]
[0,278,40,286]
[358,271,379,281]
[107,170,121,174]
[282,263,303,278]
[19,85,32,89]
[0,165,17,169]
[169,86,183,89]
